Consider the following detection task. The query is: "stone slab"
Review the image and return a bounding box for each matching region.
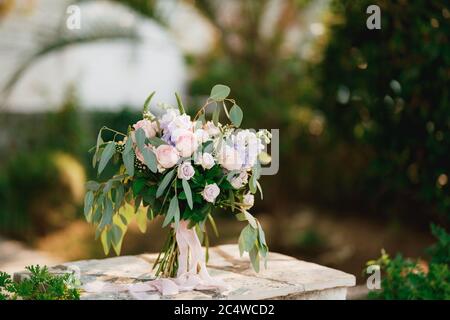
[14,244,356,300]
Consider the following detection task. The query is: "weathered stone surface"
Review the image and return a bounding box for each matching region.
[14,244,356,300]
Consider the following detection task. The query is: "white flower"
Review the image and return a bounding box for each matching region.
[230,177,243,189]
[203,121,221,137]
[201,183,220,203]
[194,128,210,144]
[175,130,198,157]
[217,145,243,171]
[228,170,249,189]
[242,193,255,209]
[198,152,215,170]
[177,161,195,180]
[231,130,264,170]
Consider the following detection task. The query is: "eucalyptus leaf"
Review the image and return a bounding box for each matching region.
[156,169,175,198]
[147,137,167,147]
[111,224,123,246]
[123,135,133,154]
[163,196,180,228]
[229,104,243,127]
[210,84,230,101]
[249,246,260,272]
[141,147,157,173]
[122,150,134,177]
[84,191,94,219]
[98,142,115,175]
[239,224,258,252]
[135,128,146,150]
[136,207,147,233]
[182,179,193,210]
[100,229,111,255]
[85,181,100,191]
[93,129,104,168]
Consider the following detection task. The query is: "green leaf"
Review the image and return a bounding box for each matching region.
[98,142,116,175]
[239,224,258,252]
[111,224,123,246]
[132,178,146,196]
[123,135,133,154]
[147,137,167,147]
[122,150,134,177]
[141,147,157,173]
[136,208,147,233]
[135,128,146,150]
[114,184,124,210]
[156,169,175,198]
[163,196,180,228]
[249,246,260,272]
[93,129,104,168]
[85,181,100,191]
[175,92,185,114]
[182,179,193,209]
[143,91,156,114]
[212,103,220,126]
[208,214,219,237]
[84,191,94,219]
[147,206,154,220]
[229,104,243,127]
[210,84,230,101]
[100,229,111,255]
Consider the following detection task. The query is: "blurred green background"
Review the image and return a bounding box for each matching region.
[0,0,449,297]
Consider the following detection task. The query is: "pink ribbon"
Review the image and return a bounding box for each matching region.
[83,220,230,298]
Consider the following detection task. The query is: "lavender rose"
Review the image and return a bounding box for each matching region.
[201,183,220,203]
[177,161,195,180]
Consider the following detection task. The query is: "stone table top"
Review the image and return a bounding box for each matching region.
[15,244,356,300]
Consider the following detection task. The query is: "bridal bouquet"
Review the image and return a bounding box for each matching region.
[84,85,271,282]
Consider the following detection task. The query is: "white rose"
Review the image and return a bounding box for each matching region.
[155,145,180,169]
[242,193,254,209]
[218,145,243,171]
[177,161,195,180]
[201,183,220,203]
[203,121,221,137]
[199,152,215,170]
[230,177,243,189]
[175,130,198,157]
[194,128,210,144]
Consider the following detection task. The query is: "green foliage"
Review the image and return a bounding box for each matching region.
[320,0,450,217]
[0,265,80,300]
[367,224,450,299]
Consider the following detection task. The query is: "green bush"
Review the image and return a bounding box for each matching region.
[0,265,80,300]
[319,0,450,218]
[367,224,450,299]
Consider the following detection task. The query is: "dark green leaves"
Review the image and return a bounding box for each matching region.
[98,142,115,174]
[156,169,175,198]
[182,179,193,210]
[163,196,180,228]
[229,104,243,127]
[210,84,230,101]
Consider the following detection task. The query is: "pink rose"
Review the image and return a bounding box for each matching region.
[175,130,198,158]
[155,145,179,169]
[133,119,158,138]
